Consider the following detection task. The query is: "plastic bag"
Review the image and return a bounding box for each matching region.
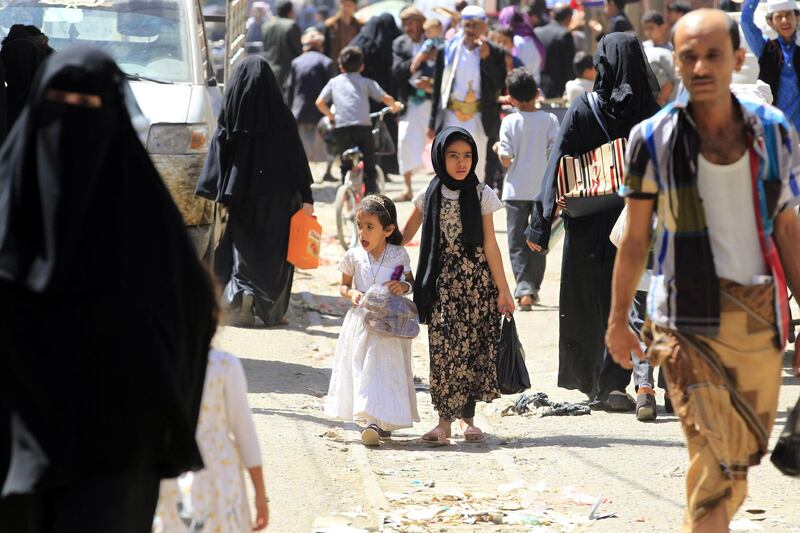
[771,394,800,476]
[361,285,420,339]
[497,317,531,395]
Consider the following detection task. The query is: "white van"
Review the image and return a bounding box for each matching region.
[0,0,246,257]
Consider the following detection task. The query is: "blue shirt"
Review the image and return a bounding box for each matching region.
[742,0,800,131]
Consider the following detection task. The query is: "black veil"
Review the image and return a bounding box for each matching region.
[0,46,215,491]
[196,55,313,205]
[593,32,660,123]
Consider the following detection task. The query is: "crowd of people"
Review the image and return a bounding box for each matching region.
[1,1,799,533]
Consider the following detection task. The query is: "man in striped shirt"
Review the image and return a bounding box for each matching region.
[607,10,800,532]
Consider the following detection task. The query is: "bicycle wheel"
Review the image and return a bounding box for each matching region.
[335,180,359,250]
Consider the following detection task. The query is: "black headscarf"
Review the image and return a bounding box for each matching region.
[350,13,401,91]
[593,32,660,122]
[1,38,49,130]
[196,55,313,205]
[0,46,215,491]
[413,127,482,324]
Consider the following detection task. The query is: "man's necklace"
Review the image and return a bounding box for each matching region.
[367,247,387,286]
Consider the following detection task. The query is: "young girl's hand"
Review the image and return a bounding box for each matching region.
[253,492,269,530]
[349,289,364,306]
[384,280,410,295]
[497,291,515,317]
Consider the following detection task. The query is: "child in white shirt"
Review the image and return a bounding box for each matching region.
[563,52,596,106]
[496,68,558,309]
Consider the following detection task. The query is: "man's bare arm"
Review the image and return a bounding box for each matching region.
[774,208,800,298]
[773,207,800,374]
[605,198,655,367]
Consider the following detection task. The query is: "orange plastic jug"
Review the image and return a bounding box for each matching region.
[287,210,322,269]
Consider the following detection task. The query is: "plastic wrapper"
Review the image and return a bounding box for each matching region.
[361,285,420,339]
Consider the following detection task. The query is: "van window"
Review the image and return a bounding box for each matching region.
[0,0,194,84]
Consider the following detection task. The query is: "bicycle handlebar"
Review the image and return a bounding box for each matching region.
[369,103,405,120]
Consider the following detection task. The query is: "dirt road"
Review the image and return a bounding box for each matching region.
[213,170,800,532]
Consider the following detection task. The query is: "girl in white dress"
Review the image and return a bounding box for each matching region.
[154,349,269,532]
[324,195,420,446]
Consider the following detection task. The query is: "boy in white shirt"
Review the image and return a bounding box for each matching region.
[563,52,595,106]
[496,68,559,309]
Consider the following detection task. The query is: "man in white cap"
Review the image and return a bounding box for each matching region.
[742,0,800,130]
[428,5,506,183]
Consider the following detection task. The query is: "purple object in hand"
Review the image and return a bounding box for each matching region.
[391,265,404,281]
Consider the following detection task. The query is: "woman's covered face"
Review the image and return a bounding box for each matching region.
[444,139,473,180]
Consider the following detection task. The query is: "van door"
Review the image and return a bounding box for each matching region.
[223,0,247,84]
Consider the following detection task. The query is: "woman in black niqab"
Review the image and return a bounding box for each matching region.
[0,46,216,528]
[351,13,401,91]
[1,28,52,130]
[0,60,6,145]
[197,55,314,327]
[526,32,660,402]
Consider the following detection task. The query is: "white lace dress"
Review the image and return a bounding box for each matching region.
[324,244,420,431]
[154,350,261,533]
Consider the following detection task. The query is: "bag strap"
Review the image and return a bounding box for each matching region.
[587,92,612,143]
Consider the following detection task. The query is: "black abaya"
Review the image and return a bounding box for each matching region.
[0,60,7,145]
[527,33,660,397]
[197,56,313,326]
[0,37,49,130]
[0,46,215,496]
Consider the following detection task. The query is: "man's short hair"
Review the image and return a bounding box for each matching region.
[506,67,538,103]
[671,13,741,51]
[400,6,426,23]
[573,51,594,77]
[302,28,325,47]
[612,0,628,11]
[339,45,363,72]
[667,1,692,14]
[276,0,293,18]
[642,10,665,26]
[553,5,574,23]
[727,16,741,50]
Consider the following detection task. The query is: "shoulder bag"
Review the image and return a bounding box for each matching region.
[556,92,626,217]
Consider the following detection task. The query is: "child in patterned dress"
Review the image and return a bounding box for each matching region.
[154,349,268,532]
[402,127,515,445]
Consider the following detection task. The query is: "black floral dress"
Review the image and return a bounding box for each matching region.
[426,193,502,420]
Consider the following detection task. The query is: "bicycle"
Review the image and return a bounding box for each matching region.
[334,105,402,250]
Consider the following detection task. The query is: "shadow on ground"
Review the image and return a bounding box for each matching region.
[241,357,332,396]
[500,434,686,449]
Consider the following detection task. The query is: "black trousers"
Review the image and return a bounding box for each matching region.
[0,468,160,533]
[333,125,378,194]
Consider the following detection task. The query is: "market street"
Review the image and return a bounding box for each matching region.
[212,168,800,533]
